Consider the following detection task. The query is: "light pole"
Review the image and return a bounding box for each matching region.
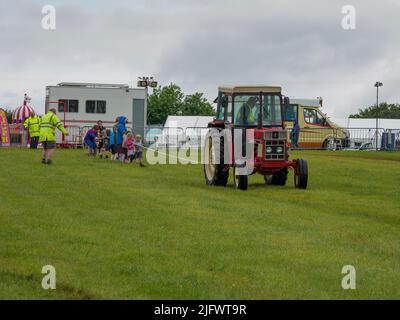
[374,81,383,151]
[138,76,158,108]
[137,76,158,92]
[137,77,158,126]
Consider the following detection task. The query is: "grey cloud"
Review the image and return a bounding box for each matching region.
[0,0,399,116]
[157,0,400,117]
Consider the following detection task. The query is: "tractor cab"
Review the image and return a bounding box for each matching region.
[214,85,286,129]
[204,85,308,191]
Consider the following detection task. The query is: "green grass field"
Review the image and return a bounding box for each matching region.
[0,148,399,299]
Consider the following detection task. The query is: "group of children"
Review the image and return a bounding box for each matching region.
[84,119,144,166]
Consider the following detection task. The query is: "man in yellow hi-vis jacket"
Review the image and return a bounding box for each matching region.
[39,108,69,164]
[24,113,41,149]
[235,97,258,126]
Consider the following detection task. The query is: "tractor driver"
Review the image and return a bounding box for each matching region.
[235,96,259,126]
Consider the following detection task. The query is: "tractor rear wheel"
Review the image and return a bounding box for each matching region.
[294,158,308,189]
[203,131,229,186]
[265,168,288,186]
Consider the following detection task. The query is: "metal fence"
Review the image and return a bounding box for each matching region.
[142,127,185,148]
[382,129,400,151]
[71,126,186,149]
[56,125,83,148]
[182,127,400,151]
[184,127,210,148]
[286,127,399,151]
[1,124,399,151]
[0,124,84,148]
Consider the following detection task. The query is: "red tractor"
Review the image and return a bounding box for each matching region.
[203,85,308,190]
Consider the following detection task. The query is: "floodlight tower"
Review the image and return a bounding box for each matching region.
[374,81,383,151]
[138,76,158,105]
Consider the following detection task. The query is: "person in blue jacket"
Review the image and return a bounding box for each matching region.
[84,125,99,156]
[116,116,128,159]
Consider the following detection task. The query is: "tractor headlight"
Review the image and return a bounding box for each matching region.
[266,147,273,154]
[276,147,284,153]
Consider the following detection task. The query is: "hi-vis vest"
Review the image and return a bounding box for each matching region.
[24,116,41,137]
[236,104,257,125]
[39,111,67,142]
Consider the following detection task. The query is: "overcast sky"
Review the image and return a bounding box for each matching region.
[1,0,399,117]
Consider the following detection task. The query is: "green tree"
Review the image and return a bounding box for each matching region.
[147,83,215,124]
[182,92,215,117]
[349,102,400,119]
[147,83,184,125]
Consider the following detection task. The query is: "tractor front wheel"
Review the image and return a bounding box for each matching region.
[294,158,308,189]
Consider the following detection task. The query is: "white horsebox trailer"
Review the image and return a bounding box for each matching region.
[46,82,147,145]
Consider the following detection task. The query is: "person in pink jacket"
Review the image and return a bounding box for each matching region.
[124,132,135,163]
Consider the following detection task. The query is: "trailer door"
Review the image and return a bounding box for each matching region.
[132,98,145,137]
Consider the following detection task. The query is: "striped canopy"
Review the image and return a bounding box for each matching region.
[12,104,36,124]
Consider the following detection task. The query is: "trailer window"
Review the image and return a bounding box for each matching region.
[86,101,96,113]
[97,101,106,114]
[68,100,79,113]
[58,100,67,112]
[58,99,79,113]
[86,100,106,114]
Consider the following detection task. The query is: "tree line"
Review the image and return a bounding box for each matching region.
[349,102,400,119]
[147,83,215,125]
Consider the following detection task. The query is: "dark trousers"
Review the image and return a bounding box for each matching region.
[129,154,136,163]
[290,132,299,148]
[30,136,39,149]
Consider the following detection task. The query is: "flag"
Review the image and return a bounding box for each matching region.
[0,108,11,147]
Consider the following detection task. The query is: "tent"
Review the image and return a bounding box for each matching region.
[12,94,36,125]
[329,117,400,130]
[164,116,214,130]
[147,116,214,148]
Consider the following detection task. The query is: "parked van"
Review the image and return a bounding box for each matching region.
[285,98,349,149]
